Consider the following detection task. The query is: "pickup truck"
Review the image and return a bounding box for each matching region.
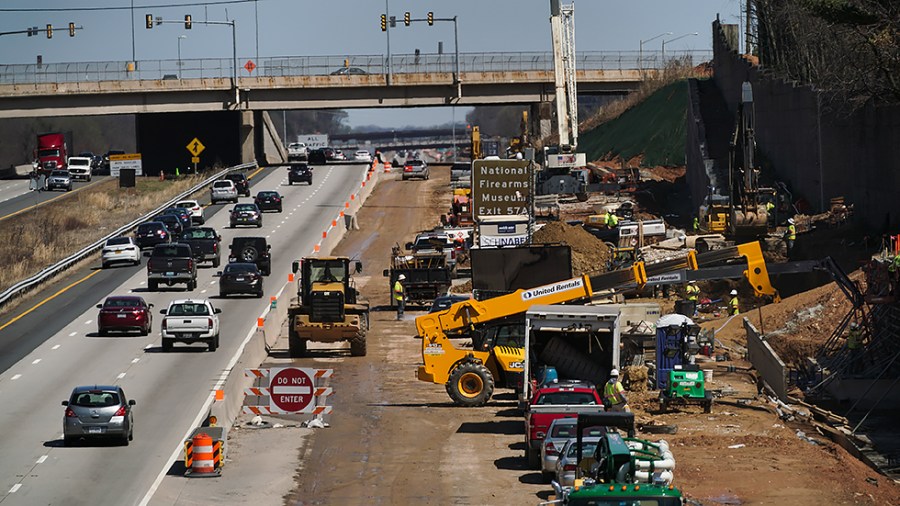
[383,249,452,307]
[180,227,222,267]
[159,299,221,351]
[525,381,604,469]
[146,243,198,291]
[406,231,459,271]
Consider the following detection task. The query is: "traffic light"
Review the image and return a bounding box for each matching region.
[46,24,52,39]
[146,14,153,29]
[404,12,410,26]
[380,14,386,32]
[427,12,434,25]
[69,22,75,37]
[185,14,192,29]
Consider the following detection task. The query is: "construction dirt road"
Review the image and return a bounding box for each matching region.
[206,166,898,505]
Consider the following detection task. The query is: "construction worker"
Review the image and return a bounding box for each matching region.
[846,322,862,374]
[692,215,700,232]
[606,211,619,229]
[394,274,406,320]
[602,369,629,412]
[728,289,740,316]
[766,201,776,227]
[785,218,797,255]
[686,281,700,316]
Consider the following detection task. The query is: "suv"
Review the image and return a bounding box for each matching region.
[47,170,73,191]
[287,142,308,160]
[228,237,271,276]
[135,221,172,249]
[210,180,239,204]
[224,172,250,197]
[288,163,313,185]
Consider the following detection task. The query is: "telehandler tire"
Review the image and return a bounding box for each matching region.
[288,324,307,358]
[446,362,494,407]
[349,329,367,357]
[539,336,607,383]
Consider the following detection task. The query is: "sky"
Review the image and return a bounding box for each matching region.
[0,0,742,128]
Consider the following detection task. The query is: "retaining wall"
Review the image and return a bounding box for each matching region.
[744,317,788,401]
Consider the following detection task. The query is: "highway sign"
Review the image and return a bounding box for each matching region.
[191,156,200,164]
[244,60,256,73]
[109,153,142,176]
[186,138,205,157]
[471,159,531,218]
[297,134,328,149]
[269,367,314,413]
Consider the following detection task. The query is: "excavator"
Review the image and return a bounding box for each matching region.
[416,241,779,406]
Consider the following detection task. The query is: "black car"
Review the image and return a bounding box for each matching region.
[230,203,262,228]
[217,262,264,298]
[158,207,192,231]
[180,227,222,267]
[156,214,184,239]
[254,191,283,212]
[134,221,172,249]
[229,237,271,275]
[288,163,313,185]
[307,148,327,165]
[429,294,472,313]
[330,67,368,75]
[224,173,250,197]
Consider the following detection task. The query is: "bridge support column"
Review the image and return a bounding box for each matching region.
[239,111,256,165]
[530,102,553,148]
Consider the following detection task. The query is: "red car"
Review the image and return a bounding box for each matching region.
[96,296,153,336]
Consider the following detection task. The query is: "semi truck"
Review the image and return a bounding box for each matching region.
[34,132,72,175]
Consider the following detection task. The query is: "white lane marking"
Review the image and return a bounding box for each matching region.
[31,359,41,365]
[69,332,77,336]
[117,372,126,380]
[11,374,21,380]
[200,289,208,294]
[36,455,48,464]
[144,344,153,349]
[265,235,270,239]
[52,345,60,350]
[9,484,21,493]
[132,358,140,364]
[209,281,216,285]
[84,320,92,325]
[139,281,146,285]
[275,225,281,229]
[139,281,291,506]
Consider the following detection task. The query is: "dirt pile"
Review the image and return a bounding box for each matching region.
[623,365,649,392]
[533,221,612,275]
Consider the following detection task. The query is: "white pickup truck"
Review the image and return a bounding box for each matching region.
[287,142,308,161]
[160,299,222,352]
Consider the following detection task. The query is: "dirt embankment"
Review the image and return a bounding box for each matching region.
[533,221,611,275]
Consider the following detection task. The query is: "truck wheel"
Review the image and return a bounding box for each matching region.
[187,279,197,291]
[212,256,220,268]
[208,335,218,352]
[446,362,494,407]
[162,338,173,352]
[240,245,259,263]
[148,280,158,291]
[526,442,540,469]
[349,324,367,357]
[288,324,307,358]
[539,336,608,384]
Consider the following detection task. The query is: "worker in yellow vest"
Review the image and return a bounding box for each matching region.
[846,322,862,373]
[728,289,740,316]
[686,281,700,317]
[785,218,797,255]
[692,216,700,232]
[766,201,776,227]
[602,369,629,412]
[606,212,619,228]
[394,274,406,320]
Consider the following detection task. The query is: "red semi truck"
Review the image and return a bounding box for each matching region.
[34,132,71,175]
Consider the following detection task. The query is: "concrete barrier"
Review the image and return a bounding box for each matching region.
[744,317,789,401]
[208,163,382,429]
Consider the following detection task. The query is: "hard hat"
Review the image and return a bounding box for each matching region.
[689,280,697,284]
[398,274,406,281]
[788,218,795,224]
[609,368,619,377]
[850,322,859,329]
[730,289,738,296]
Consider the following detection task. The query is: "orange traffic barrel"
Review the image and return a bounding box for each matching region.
[191,432,215,474]
[384,162,392,173]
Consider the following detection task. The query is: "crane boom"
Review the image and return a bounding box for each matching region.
[549,0,577,149]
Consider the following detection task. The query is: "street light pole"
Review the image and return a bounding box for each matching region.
[130,0,135,64]
[177,35,187,79]
[453,15,459,86]
[385,0,392,85]
[662,32,698,63]
[639,31,671,72]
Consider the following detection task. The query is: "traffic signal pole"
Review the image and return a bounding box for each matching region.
[401,13,460,90]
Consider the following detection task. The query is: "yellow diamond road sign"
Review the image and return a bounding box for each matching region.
[186,138,205,157]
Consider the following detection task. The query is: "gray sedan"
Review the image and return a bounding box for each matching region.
[555,436,602,487]
[401,159,429,180]
[62,385,135,446]
[541,417,578,482]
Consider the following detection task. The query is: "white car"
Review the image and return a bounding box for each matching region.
[175,199,205,224]
[354,150,372,163]
[66,156,92,182]
[287,142,308,160]
[101,236,141,268]
[160,299,221,352]
[210,180,238,204]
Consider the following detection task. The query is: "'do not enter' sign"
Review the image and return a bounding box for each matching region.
[269,367,314,413]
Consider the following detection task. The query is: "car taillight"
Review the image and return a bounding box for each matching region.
[207,318,213,327]
[65,407,77,418]
[133,310,143,318]
[545,442,559,456]
[213,242,218,252]
[274,197,280,202]
[157,230,165,236]
[113,405,127,417]
[187,259,194,270]
[404,166,413,172]
[161,319,167,330]
[563,464,576,472]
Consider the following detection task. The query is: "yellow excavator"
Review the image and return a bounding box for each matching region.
[417,241,779,406]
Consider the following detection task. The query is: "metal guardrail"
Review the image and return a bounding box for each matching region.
[0,161,258,308]
[0,50,712,85]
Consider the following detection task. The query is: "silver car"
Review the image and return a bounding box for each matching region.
[62,385,135,446]
[210,180,239,204]
[47,169,73,191]
[555,436,602,487]
[541,417,578,481]
[401,159,429,180]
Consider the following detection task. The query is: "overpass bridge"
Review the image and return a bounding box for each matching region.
[0,50,710,172]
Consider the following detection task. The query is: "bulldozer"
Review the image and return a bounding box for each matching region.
[288,256,369,357]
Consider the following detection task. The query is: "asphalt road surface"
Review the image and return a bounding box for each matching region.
[0,176,110,223]
[0,163,367,505]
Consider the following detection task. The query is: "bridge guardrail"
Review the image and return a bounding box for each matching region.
[0,161,258,308]
[0,50,712,85]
